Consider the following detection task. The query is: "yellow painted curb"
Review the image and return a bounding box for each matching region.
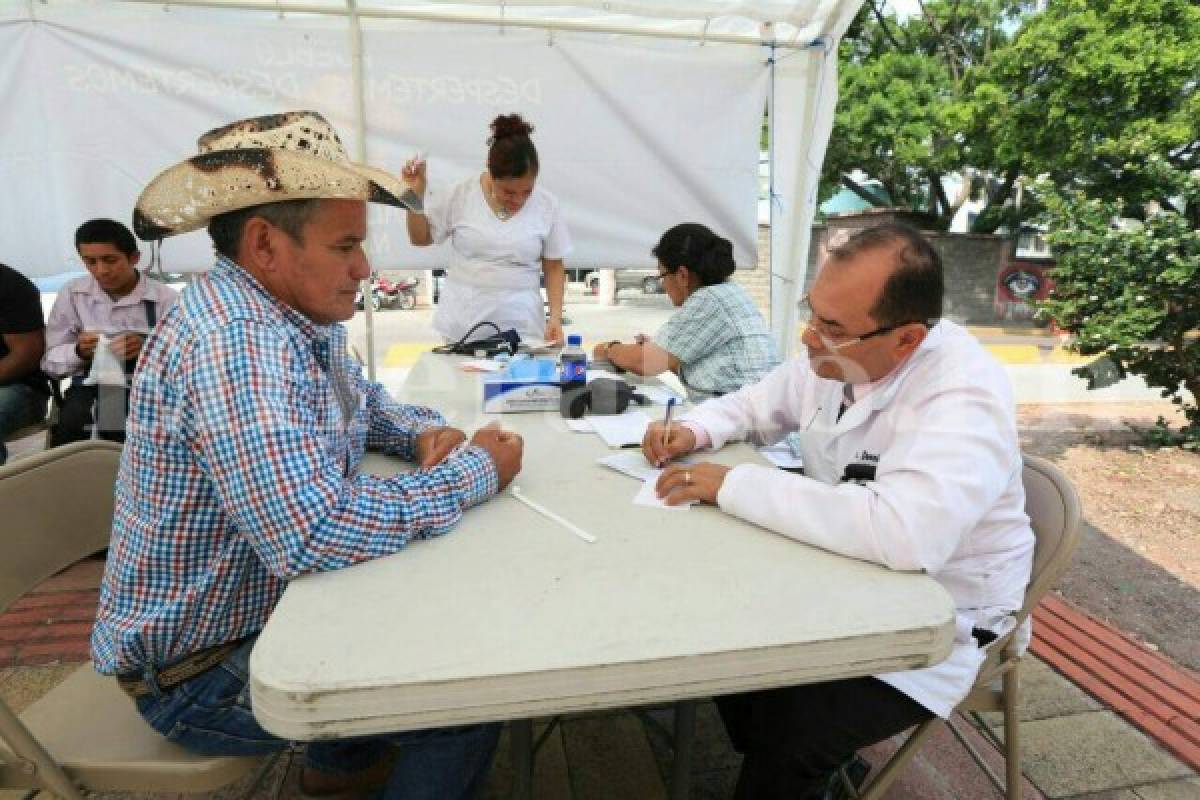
[380,336,1084,368]
[382,342,438,367]
[982,344,1088,365]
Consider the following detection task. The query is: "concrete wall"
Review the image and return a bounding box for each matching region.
[803,210,1020,326]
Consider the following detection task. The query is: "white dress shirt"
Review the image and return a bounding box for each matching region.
[42,272,179,379]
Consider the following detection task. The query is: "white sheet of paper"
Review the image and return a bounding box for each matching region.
[597,450,659,481]
[597,450,697,482]
[565,419,594,433]
[634,385,684,406]
[587,410,652,448]
[633,476,695,511]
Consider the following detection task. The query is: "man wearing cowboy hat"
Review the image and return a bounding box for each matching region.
[91,111,522,798]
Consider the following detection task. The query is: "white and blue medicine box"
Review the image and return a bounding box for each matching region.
[482,358,562,412]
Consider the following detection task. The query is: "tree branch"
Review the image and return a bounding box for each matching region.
[950,168,976,218]
[918,0,962,84]
[989,164,1021,208]
[868,0,905,51]
[1167,142,1199,169]
[1157,196,1183,215]
[929,170,951,219]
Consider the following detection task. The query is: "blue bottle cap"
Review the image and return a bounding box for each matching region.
[567,334,583,347]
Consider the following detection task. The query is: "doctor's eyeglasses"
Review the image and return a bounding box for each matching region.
[798,295,931,351]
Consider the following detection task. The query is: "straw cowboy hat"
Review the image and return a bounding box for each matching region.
[133,110,421,240]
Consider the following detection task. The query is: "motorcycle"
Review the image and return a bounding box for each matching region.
[355,273,419,312]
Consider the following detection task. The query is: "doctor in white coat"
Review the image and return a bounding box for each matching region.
[643,223,1035,800]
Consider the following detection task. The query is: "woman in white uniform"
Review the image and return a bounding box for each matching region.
[403,114,571,345]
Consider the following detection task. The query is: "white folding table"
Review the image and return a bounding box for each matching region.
[250,354,955,794]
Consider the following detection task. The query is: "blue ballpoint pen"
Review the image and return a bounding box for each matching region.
[661,396,677,449]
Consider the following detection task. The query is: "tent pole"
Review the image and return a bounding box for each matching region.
[777,37,835,357]
[119,0,813,49]
[346,0,377,381]
[766,42,778,348]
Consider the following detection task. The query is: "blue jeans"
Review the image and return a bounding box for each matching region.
[0,383,48,464]
[133,638,500,800]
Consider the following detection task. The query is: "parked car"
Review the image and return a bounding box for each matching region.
[584,269,663,296]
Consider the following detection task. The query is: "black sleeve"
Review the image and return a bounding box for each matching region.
[0,265,44,335]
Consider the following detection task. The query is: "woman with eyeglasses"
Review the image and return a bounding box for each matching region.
[593,223,779,398]
[402,113,570,345]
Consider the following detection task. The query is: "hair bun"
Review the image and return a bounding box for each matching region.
[706,236,733,261]
[699,237,736,282]
[490,113,534,142]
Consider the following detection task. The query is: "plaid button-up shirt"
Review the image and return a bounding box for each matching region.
[92,256,497,675]
[653,282,780,397]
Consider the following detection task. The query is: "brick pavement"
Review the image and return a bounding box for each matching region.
[0,557,102,667]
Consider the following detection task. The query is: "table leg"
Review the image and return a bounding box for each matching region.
[670,700,697,800]
[510,718,533,800]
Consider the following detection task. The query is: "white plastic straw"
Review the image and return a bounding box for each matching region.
[510,487,597,543]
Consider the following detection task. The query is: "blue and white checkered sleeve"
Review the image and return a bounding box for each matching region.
[359,373,446,459]
[182,323,486,579]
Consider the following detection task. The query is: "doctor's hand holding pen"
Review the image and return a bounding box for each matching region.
[642,421,696,469]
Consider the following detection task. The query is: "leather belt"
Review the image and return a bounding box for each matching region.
[116,640,241,699]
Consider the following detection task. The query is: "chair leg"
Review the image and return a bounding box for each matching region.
[669,700,697,800]
[856,720,938,800]
[0,700,85,800]
[946,714,1005,792]
[236,746,290,800]
[1003,664,1022,800]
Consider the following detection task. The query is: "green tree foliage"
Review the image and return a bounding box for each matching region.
[824,0,1199,232]
[1039,158,1199,446]
[822,1,1030,228]
[1024,1,1200,446]
[970,0,1200,216]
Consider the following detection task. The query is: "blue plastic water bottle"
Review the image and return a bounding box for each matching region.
[560,334,587,389]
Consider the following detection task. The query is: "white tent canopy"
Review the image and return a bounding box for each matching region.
[0,0,861,354]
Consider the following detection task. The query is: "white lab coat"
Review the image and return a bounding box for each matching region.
[685,320,1035,717]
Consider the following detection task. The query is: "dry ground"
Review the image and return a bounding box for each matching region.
[1018,402,1200,673]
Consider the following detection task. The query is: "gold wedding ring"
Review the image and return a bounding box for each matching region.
[684,471,693,486]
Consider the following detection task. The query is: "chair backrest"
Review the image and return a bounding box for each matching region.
[0,440,122,614]
[1018,453,1084,621]
[0,440,263,798]
[973,453,1083,688]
